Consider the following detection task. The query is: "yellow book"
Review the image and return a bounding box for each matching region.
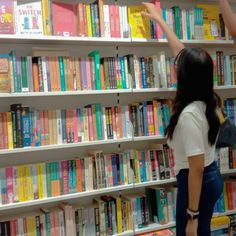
[223,183,228,210]
[25,165,34,201]
[42,0,51,35]
[17,166,25,202]
[128,6,151,39]
[197,4,220,40]
[116,196,123,234]
[37,163,44,199]
[6,112,13,149]
[211,216,230,228]
[125,200,131,230]
[134,150,140,183]
[92,105,98,140]
[86,5,93,37]
[26,216,37,236]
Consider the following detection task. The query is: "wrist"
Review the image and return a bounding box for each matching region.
[187,208,199,221]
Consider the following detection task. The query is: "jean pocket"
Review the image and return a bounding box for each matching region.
[202,172,217,185]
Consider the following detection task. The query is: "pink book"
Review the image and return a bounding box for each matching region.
[0,0,15,34]
[147,104,155,136]
[6,167,14,204]
[109,5,116,38]
[153,100,160,136]
[77,3,85,37]
[54,210,60,236]
[152,0,163,39]
[52,2,76,36]
[87,106,94,141]
[61,161,69,195]
[73,110,78,143]
[10,220,17,236]
[50,211,56,236]
[114,5,121,38]
[106,155,113,187]
[86,59,92,90]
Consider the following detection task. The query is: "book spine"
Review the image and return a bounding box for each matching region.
[41,56,48,92]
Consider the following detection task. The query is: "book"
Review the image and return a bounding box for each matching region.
[0,0,15,34]
[52,2,76,37]
[16,0,43,35]
[0,54,11,92]
[128,6,151,39]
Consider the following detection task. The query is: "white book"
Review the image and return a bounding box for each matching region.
[119,6,124,38]
[102,107,107,140]
[40,214,46,236]
[144,151,150,182]
[124,56,130,89]
[182,9,187,40]
[41,56,48,92]
[88,207,96,235]
[17,218,24,236]
[56,109,63,144]
[42,163,47,198]
[16,0,43,35]
[103,5,111,38]
[190,9,195,39]
[123,6,129,38]
[133,55,140,89]
[167,191,174,222]
[125,105,132,138]
[159,52,167,88]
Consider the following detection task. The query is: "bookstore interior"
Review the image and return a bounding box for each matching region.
[0,0,236,235]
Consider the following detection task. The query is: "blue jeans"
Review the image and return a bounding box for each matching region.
[176,162,223,236]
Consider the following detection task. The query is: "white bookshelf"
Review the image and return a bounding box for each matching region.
[134,222,176,234]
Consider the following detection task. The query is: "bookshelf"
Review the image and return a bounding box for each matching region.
[1,0,236,235]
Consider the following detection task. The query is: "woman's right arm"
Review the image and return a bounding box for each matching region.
[219,0,236,40]
[142,2,185,57]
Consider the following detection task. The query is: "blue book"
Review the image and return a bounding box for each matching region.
[22,107,31,147]
[122,106,127,138]
[61,109,67,143]
[142,102,148,136]
[112,154,118,186]
[29,109,34,147]
[68,160,73,193]
[186,10,191,40]
[0,169,7,204]
[157,104,164,136]
[119,155,124,185]
[140,57,147,88]
[224,56,231,86]
[141,151,147,182]
[234,100,236,127]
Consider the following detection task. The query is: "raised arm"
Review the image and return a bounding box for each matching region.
[219,0,236,40]
[142,2,184,57]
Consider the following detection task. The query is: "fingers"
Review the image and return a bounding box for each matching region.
[141,11,151,18]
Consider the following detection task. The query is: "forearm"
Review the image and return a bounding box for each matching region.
[188,168,203,211]
[153,16,184,57]
[219,0,236,38]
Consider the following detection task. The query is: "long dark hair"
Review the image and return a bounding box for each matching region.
[165,48,220,145]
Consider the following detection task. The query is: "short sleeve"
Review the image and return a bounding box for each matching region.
[179,112,205,157]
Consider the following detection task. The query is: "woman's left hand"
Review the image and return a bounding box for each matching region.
[185,219,198,236]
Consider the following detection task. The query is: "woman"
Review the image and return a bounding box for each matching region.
[142,3,223,236]
[219,0,236,47]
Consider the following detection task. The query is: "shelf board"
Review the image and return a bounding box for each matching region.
[211,225,229,231]
[0,138,133,154]
[0,34,132,46]
[134,178,176,188]
[0,34,234,47]
[133,135,166,141]
[214,209,236,217]
[0,89,132,98]
[0,184,134,212]
[134,222,176,234]
[131,38,234,47]
[221,169,236,175]
[1,85,235,98]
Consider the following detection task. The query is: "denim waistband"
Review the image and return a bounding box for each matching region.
[177,161,218,176]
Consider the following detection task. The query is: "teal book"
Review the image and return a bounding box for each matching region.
[136,196,143,228]
[157,104,164,136]
[68,160,73,193]
[155,188,168,224]
[45,163,51,197]
[58,56,66,91]
[90,4,96,37]
[224,55,231,86]
[88,50,101,90]
[72,160,77,193]
[162,8,167,39]
[95,104,103,140]
[21,56,29,92]
[186,10,191,40]
[10,51,19,92]
[120,57,127,89]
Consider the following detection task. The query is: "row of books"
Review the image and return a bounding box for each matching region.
[0,187,177,236]
[224,99,236,127]
[1,49,236,93]
[0,146,175,205]
[214,180,236,213]
[216,146,236,171]
[137,229,175,236]
[0,100,171,149]
[0,1,232,41]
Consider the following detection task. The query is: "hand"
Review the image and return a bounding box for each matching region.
[141,2,163,22]
[185,219,198,236]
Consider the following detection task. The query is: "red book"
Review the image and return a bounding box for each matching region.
[10,220,17,236]
[109,5,116,37]
[52,2,76,36]
[0,0,15,34]
[114,5,121,38]
[76,159,82,192]
[152,0,163,39]
[77,3,85,37]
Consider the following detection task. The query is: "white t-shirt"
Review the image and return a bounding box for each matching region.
[167,101,216,175]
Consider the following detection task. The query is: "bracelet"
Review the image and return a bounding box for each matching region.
[187,208,199,215]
